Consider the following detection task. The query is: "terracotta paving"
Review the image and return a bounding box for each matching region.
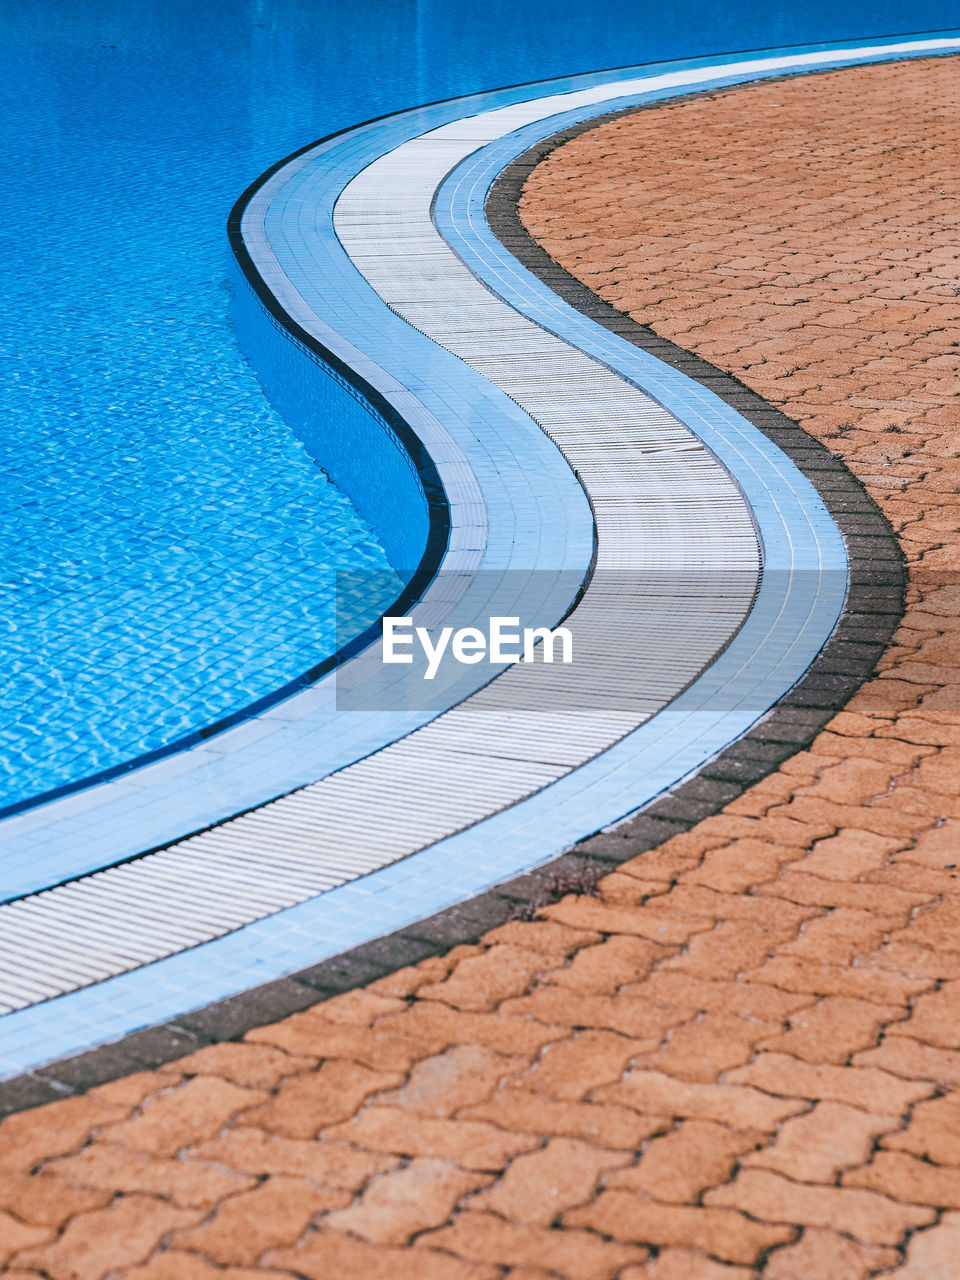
[3,54,960,1279]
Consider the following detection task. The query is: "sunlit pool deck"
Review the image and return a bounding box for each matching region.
[5,20,960,1278]
[0,31,957,1102]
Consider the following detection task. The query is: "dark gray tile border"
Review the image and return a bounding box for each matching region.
[32,1026,204,1096]
[0,84,905,1121]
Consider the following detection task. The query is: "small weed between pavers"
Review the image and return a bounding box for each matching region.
[511,863,604,921]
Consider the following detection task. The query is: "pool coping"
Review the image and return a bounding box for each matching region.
[0,64,907,1119]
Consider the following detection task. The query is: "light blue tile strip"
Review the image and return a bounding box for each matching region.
[2,32,957,1079]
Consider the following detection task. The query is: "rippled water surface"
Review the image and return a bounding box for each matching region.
[0,0,953,812]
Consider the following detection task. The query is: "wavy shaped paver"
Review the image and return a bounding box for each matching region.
[2,52,960,1280]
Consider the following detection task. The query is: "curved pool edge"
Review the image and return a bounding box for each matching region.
[227,163,450,579]
[0,139,457,830]
[0,33,940,1092]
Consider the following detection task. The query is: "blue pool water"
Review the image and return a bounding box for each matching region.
[1,0,956,815]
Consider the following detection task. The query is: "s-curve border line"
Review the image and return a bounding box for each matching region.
[0,32,947,1111]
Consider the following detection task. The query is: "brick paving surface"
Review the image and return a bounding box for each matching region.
[3,55,960,1278]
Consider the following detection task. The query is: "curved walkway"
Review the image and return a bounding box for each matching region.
[2,48,960,1280]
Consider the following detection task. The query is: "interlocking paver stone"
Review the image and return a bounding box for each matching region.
[759,1229,898,1279]
[467,1137,628,1225]
[742,1101,899,1182]
[0,1217,54,1272]
[844,1149,960,1207]
[13,1194,203,1280]
[47,1142,256,1208]
[878,1211,960,1277]
[124,1258,295,1280]
[187,1127,397,1185]
[0,1169,110,1226]
[622,1251,753,1279]
[266,1230,501,1280]
[0,1096,126,1172]
[704,1168,935,1244]
[418,1210,649,1280]
[564,1193,795,1264]
[234,1060,401,1137]
[511,1028,659,1100]
[605,1120,764,1203]
[318,1157,491,1244]
[172,1174,351,1264]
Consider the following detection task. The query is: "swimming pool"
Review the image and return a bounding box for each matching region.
[1,0,954,816]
